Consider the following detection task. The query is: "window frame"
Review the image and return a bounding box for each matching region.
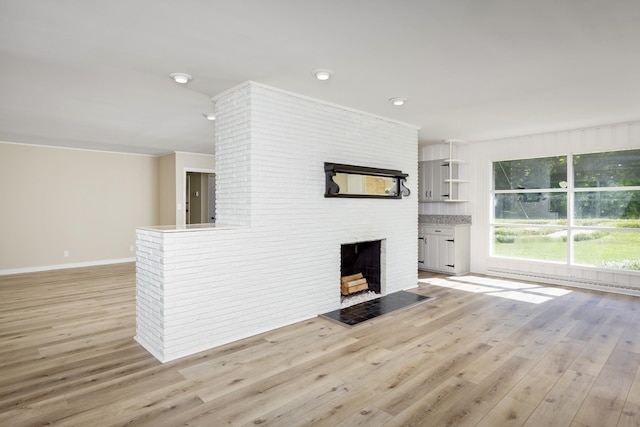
[490,150,640,271]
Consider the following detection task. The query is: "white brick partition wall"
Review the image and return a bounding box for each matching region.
[135,82,419,362]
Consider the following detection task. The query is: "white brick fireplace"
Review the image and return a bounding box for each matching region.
[135,82,419,362]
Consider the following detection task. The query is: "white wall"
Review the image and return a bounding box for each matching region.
[0,142,159,273]
[468,121,640,292]
[135,82,419,362]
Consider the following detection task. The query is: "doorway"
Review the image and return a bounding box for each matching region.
[185,172,216,224]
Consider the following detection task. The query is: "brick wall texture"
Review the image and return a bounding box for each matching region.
[136,82,419,362]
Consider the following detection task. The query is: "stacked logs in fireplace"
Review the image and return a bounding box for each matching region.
[340,273,368,295]
[340,240,381,295]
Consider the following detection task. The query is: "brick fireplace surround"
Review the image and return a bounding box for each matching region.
[135,82,419,362]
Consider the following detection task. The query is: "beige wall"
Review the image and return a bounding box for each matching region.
[158,153,176,225]
[0,142,159,272]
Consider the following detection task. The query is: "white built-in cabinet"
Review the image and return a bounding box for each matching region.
[419,139,468,203]
[418,160,449,201]
[418,224,470,275]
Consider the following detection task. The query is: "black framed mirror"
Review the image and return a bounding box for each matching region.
[324,163,410,199]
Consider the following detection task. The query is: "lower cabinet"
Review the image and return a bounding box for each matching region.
[418,224,470,275]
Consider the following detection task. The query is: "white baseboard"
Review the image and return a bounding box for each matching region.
[487,268,640,298]
[0,257,135,276]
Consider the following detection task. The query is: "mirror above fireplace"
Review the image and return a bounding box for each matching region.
[324,162,410,199]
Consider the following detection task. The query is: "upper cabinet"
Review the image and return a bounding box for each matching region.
[418,159,448,202]
[419,139,469,203]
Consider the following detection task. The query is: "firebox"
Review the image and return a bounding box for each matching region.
[340,240,382,295]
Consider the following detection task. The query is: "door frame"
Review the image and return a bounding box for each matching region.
[182,167,215,225]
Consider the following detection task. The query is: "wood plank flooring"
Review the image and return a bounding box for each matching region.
[1,263,640,426]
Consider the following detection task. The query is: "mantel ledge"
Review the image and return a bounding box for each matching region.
[136,223,242,233]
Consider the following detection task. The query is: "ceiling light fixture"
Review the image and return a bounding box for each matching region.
[313,69,333,81]
[203,113,216,121]
[389,97,407,106]
[169,72,192,84]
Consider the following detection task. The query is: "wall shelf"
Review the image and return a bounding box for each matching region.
[443,139,469,203]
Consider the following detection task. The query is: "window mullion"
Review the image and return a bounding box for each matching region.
[567,154,574,267]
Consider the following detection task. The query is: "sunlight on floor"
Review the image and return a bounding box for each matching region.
[418,275,572,304]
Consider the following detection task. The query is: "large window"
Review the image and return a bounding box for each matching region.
[492,149,640,271]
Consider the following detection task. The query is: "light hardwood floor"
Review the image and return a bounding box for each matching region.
[1,263,640,426]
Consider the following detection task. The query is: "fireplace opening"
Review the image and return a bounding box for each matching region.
[340,240,382,306]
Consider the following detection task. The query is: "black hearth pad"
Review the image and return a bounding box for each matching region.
[319,290,433,327]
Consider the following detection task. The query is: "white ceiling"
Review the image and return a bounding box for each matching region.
[1,0,640,155]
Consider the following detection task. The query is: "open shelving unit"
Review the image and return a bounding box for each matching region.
[442,139,469,202]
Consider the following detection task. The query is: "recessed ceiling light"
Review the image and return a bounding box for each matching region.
[389,97,407,106]
[169,72,192,84]
[313,69,333,81]
[203,113,216,121]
